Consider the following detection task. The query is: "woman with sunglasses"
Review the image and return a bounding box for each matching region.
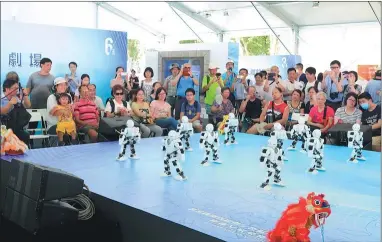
[104,85,131,118]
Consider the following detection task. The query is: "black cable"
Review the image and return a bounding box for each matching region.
[368,2,381,25]
[250,2,292,55]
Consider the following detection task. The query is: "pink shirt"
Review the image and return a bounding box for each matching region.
[309,105,334,125]
[74,99,99,127]
[150,100,171,119]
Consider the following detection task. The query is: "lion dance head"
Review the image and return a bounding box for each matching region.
[305,192,331,228]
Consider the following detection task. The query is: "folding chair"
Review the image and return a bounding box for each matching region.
[26,109,50,149]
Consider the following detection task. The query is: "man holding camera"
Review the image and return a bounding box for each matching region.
[321,60,348,111]
[202,64,224,120]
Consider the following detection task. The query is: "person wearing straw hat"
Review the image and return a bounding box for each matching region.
[202,63,224,121]
[164,63,181,116]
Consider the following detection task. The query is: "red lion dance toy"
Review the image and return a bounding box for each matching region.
[1,125,28,155]
[267,192,331,242]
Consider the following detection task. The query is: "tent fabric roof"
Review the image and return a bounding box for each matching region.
[103,1,381,40]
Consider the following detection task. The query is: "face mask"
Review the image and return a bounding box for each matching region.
[360,103,369,110]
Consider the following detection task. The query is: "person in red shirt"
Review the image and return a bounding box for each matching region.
[307,91,334,134]
[247,87,289,134]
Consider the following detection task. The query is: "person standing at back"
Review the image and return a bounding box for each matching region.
[202,64,224,122]
[365,69,381,105]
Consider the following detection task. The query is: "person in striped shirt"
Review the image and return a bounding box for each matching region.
[334,92,362,125]
[74,85,99,142]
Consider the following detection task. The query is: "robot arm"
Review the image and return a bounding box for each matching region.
[175,141,185,161]
[162,138,167,152]
[199,132,206,149]
[118,128,128,146]
[259,147,270,164]
[176,123,182,133]
[213,132,220,147]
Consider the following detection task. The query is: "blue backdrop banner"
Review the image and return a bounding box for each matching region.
[1,21,127,102]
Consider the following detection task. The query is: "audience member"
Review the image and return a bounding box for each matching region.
[131,88,163,138]
[286,89,305,125]
[342,70,361,105]
[74,85,99,143]
[247,87,289,135]
[163,63,180,116]
[150,87,178,131]
[334,92,362,124]
[88,84,104,111]
[104,85,131,118]
[263,66,286,101]
[110,66,127,89]
[210,87,234,126]
[305,86,317,114]
[303,67,321,103]
[222,59,236,89]
[180,88,202,133]
[239,86,263,133]
[252,73,266,101]
[203,64,224,120]
[284,68,303,101]
[65,62,81,94]
[307,92,334,134]
[232,68,250,111]
[295,63,307,84]
[358,92,381,151]
[141,67,155,102]
[74,74,91,102]
[364,69,381,105]
[129,69,140,90]
[149,82,162,103]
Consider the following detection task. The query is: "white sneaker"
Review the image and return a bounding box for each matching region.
[129,155,140,160]
[116,155,127,161]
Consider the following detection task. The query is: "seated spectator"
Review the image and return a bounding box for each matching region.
[334,92,362,124]
[105,85,131,118]
[74,74,90,102]
[286,89,305,128]
[305,86,317,114]
[149,82,162,103]
[131,88,163,138]
[150,87,178,131]
[88,84,105,112]
[0,78,31,144]
[239,86,263,133]
[307,92,334,134]
[303,67,321,104]
[358,92,381,151]
[211,87,234,126]
[180,88,203,133]
[50,93,77,146]
[365,69,381,105]
[342,71,362,105]
[283,68,304,101]
[247,87,289,135]
[46,77,72,134]
[252,73,266,101]
[74,85,99,143]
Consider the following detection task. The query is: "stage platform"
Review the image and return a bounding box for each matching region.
[2,133,381,242]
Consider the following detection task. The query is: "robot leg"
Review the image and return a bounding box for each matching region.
[171,152,187,180]
[212,144,221,163]
[201,146,211,166]
[117,141,129,161]
[348,148,358,163]
[260,161,273,188]
[163,154,171,176]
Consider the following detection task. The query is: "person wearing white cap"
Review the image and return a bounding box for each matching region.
[46,77,72,134]
[202,63,224,120]
[221,59,237,105]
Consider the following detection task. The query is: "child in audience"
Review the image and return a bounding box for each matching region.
[50,93,78,146]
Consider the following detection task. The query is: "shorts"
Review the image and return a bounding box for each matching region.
[78,125,98,134]
[205,104,212,115]
[254,122,269,134]
[372,136,381,151]
[192,120,202,129]
[56,121,76,134]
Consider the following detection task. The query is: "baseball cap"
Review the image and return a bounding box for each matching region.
[226,59,234,65]
[208,63,220,70]
[170,63,180,71]
[375,69,381,79]
[54,77,67,86]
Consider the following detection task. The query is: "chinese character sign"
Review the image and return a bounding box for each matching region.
[8,52,42,68]
[9,52,22,67]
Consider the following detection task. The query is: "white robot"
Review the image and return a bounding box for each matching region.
[259,137,285,189]
[199,124,221,166]
[270,123,288,161]
[116,120,141,161]
[224,113,239,145]
[176,116,194,151]
[288,117,311,153]
[161,130,187,181]
[215,87,223,105]
[307,129,325,174]
[347,123,366,163]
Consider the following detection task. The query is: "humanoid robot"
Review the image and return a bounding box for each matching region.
[199,124,221,166]
[161,130,187,181]
[259,137,285,189]
[224,113,239,145]
[270,123,288,160]
[116,120,140,161]
[307,129,325,173]
[347,123,366,163]
[176,116,194,151]
[287,117,311,153]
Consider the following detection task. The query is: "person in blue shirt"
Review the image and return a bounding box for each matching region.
[221,59,237,105]
[173,63,199,120]
[321,60,348,111]
[365,70,381,105]
[180,88,202,133]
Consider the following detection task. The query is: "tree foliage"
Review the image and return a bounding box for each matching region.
[128,39,141,63]
[231,36,270,56]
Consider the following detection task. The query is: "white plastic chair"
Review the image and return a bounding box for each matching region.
[26,109,50,148]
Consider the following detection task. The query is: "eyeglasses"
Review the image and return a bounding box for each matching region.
[347,98,356,102]
[115,92,123,96]
[158,92,166,96]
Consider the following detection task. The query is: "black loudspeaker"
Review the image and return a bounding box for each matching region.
[5,158,84,201]
[99,117,130,135]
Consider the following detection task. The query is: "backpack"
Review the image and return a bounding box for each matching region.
[106,98,128,113]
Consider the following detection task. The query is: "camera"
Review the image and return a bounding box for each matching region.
[216,73,221,77]
[266,113,274,123]
[330,92,339,99]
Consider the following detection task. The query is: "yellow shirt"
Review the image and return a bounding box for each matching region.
[57,105,73,123]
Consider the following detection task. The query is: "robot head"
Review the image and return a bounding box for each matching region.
[268,137,278,149]
[274,123,282,131]
[228,113,235,119]
[206,124,214,132]
[312,129,321,138]
[298,117,306,125]
[352,123,360,132]
[168,130,177,140]
[181,116,189,123]
[126,120,134,128]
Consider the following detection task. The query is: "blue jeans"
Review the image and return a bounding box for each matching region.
[155,117,178,131]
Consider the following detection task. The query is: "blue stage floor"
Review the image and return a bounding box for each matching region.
[3,133,381,242]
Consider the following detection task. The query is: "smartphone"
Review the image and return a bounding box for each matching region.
[121,72,128,77]
[268,73,276,82]
[216,73,221,77]
[237,75,243,79]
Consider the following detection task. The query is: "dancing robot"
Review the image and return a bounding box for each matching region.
[176,116,194,151]
[116,120,141,161]
[224,113,239,145]
[347,123,366,163]
[161,130,187,181]
[288,117,311,153]
[307,129,325,174]
[259,137,285,190]
[270,123,288,161]
[200,124,221,166]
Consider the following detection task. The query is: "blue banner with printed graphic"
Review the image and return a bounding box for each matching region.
[1,21,127,102]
